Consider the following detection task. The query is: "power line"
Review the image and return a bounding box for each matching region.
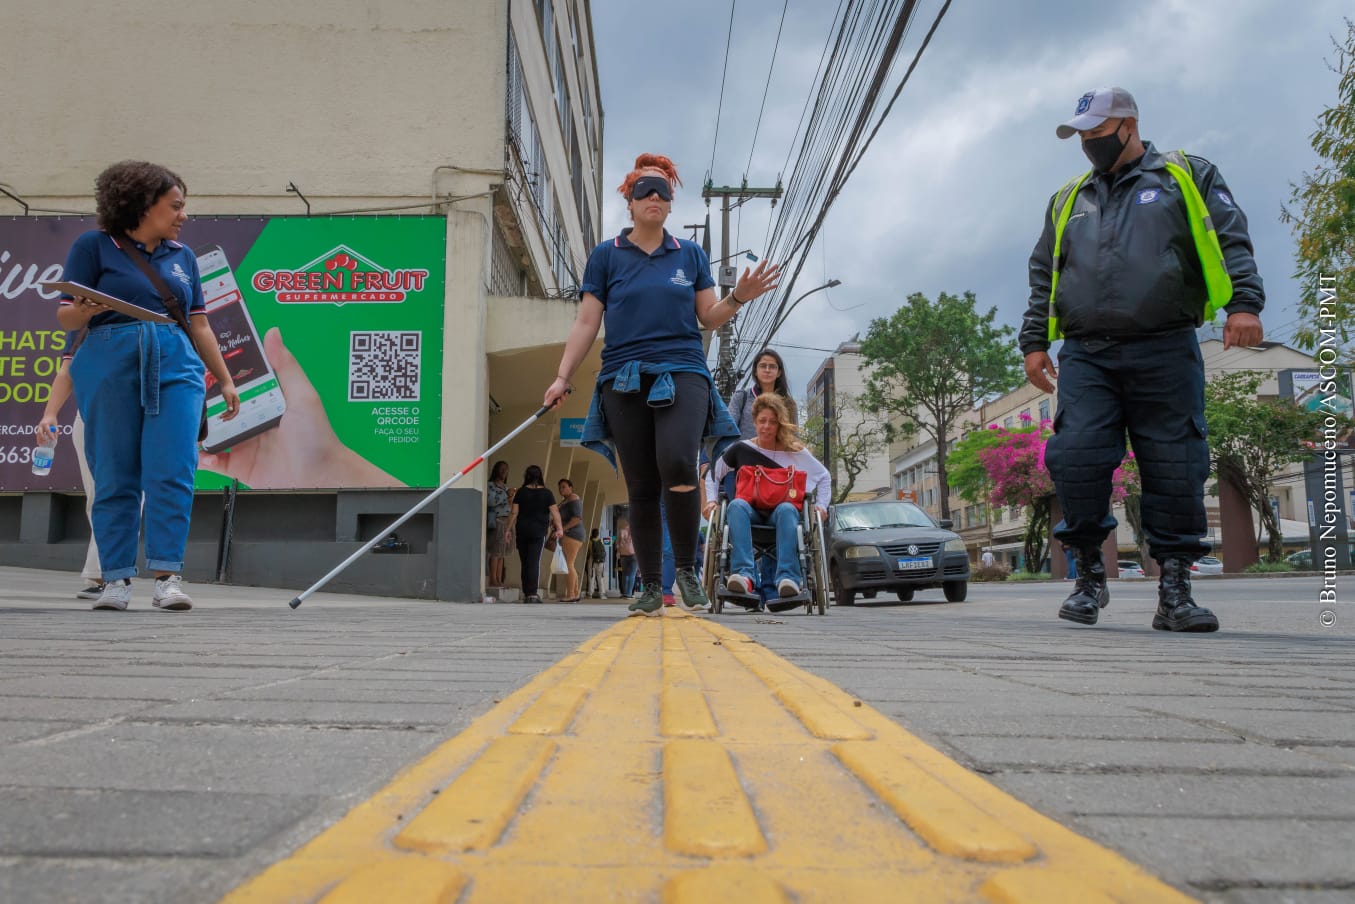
[708,0,739,180]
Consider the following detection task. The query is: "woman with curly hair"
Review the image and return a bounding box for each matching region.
[543,153,780,617]
[55,161,239,612]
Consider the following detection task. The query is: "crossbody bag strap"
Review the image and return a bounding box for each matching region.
[114,234,194,336]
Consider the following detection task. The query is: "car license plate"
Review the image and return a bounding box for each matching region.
[897,556,932,571]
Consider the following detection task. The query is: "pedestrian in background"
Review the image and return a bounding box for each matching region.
[37,347,104,600]
[55,161,240,612]
[585,528,607,598]
[504,465,562,605]
[543,152,779,617]
[615,519,636,598]
[485,460,511,588]
[1022,88,1264,632]
[728,348,799,438]
[557,478,585,602]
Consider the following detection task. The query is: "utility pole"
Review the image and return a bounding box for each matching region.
[702,178,782,399]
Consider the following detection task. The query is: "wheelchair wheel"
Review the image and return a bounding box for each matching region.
[805,506,830,616]
[703,502,725,615]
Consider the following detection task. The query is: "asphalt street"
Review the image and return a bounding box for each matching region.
[0,566,1350,902]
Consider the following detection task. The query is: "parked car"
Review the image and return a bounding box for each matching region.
[1118,560,1146,579]
[1191,556,1224,575]
[1285,548,1312,569]
[826,500,970,605]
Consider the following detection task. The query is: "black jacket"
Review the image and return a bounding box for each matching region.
[1020,142,1264,355]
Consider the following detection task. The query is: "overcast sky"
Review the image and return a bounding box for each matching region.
[589,0,1349,398]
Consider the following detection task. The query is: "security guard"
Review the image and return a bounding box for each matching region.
[1021,87,1265,632]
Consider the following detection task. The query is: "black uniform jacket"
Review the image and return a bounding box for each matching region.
[1020,142,1264,355]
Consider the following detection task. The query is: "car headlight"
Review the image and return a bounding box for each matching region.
[844,545,879,559]
[943,538,966,553]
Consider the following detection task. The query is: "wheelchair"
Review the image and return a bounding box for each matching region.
[701,487,830,616]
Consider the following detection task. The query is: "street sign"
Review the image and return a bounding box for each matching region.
[560,417,585,447]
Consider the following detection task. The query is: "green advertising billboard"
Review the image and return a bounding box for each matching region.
[1,215,445,492]
[193,217,446,490]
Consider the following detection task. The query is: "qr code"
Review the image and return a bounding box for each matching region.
[349,331,421,401]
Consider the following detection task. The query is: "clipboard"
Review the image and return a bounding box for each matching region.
[40,280,176,325]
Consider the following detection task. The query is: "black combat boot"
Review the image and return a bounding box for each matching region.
[1057,548,1110,625]
[1153,558,1219,632]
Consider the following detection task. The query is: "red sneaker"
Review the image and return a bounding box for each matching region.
[662,593,676,607]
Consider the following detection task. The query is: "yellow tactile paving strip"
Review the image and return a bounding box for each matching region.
[222,612,1197,903]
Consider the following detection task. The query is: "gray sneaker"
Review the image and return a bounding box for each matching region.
[152,575,194,611]
[674,567,709,612]
[93,579,132,611]
[627,585,663,617]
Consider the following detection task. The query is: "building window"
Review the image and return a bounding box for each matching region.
[1003,416,1013,429]
[1039,399,1050,422]
[490,221,525,296]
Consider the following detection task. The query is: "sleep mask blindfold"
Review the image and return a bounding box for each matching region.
[630,175,673,202]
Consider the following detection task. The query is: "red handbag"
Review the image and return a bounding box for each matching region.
[735,465,807,511]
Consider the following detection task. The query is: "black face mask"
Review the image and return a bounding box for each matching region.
[1081,123,1126,172]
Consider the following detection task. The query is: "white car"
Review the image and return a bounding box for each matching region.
[1117,560,1146,579]
[1191,556,1224,575]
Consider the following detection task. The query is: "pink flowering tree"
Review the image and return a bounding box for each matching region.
[950,413,1138,574]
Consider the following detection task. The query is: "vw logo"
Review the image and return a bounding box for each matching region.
[907,544,919,555]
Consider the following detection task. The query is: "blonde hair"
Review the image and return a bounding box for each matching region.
[751,394,804,451]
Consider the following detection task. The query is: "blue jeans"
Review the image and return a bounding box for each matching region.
[618,555,637,596]
[661,504,675,593]
[71,322,205,581]
[727,500,801,586]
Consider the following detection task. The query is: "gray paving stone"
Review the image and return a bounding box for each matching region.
[0,788,320,857]
[1075,815,1355,889]
[936,736,1346,776]
[0,858,226,904]
[993,773,1355,818]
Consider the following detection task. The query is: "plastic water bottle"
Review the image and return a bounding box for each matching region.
[31,426,57,477]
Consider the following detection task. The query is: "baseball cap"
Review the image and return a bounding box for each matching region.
[1056,87,1138,139]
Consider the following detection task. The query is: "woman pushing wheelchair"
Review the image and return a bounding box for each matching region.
[704,395,830,607]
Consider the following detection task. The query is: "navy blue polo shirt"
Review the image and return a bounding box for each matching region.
[579,228,716,377]
[59,231,205,327]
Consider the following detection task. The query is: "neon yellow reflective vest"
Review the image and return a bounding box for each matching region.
[1046,149,1233,342]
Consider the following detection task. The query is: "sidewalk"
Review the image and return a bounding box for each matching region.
[1,567,1351,902]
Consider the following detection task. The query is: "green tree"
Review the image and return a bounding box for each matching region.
[1205,371,1332,561]
[1281,18,1355,359]
[859,291,1023,519]
[803,392,895,503]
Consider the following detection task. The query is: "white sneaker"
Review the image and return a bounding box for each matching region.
[152,575,194,611]
[93,580,132,611]
[726,574,753,595]
[76,582,106,601]
[777,578,801,598]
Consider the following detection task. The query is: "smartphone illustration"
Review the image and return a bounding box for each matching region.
[195,245,286,453]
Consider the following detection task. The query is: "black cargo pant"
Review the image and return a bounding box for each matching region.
[1044,331,1210,563]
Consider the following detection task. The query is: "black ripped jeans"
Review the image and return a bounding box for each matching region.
[602,372,709,589]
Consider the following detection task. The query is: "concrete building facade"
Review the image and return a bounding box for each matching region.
[805,341,892,502]
[0,0,624,599]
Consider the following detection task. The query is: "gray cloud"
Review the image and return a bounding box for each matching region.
[591,0,1347,391]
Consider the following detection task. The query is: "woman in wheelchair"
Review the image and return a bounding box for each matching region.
[704,395,830,603]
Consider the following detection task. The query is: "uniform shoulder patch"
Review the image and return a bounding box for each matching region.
[1135,189,1160,205]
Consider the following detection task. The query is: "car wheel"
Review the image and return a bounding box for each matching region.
[831,564,855,606]
[943,580,967,602]
[895,588,914,602]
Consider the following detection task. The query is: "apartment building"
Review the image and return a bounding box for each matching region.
[0,0,617,598]
[805,340,892,501]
